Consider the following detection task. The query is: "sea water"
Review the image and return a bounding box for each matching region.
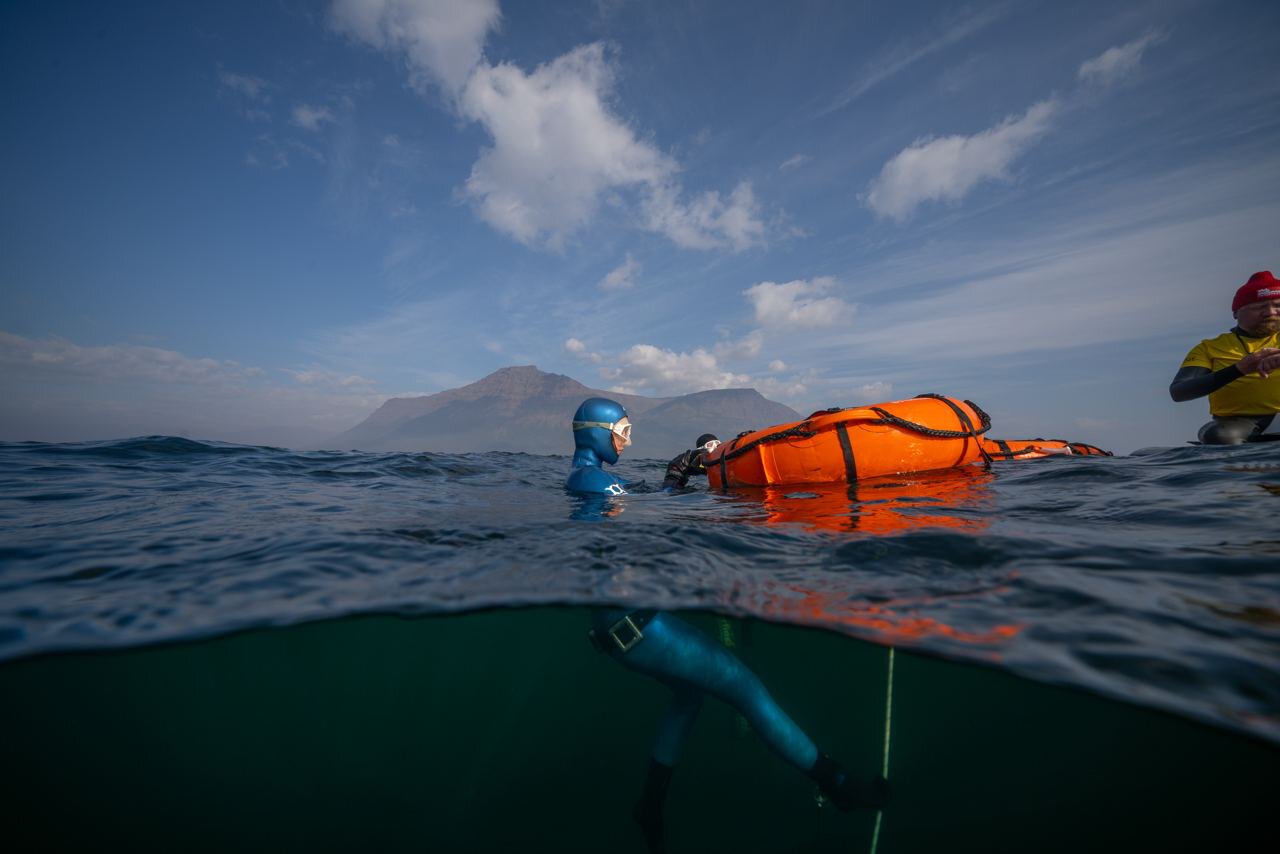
[0,437,1276,851]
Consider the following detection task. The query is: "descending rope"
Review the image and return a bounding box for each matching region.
[869,646,895,854]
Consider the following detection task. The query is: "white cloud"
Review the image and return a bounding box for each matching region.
[459,43,672,249]
[866,99,1056,221]
[291,104,336,131]
[713,329,764,362]
[335,6,768,252]
[219,69,269,101]
[850,381,894,403]
[600,344,750,396]
[744,277,855,329]
[599,252,640,290]
[282,368,377,389]
[0,332,258,386]
[1078,31,1166,88]
[459,43,766,251]
[780,154,809,171]
[564,337,605,364]
[328,0,502,96]
[769,359,787,372]
[642,181,766,251]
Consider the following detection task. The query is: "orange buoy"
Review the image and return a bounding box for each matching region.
[981,438,1112,460]
[705,394,991,488]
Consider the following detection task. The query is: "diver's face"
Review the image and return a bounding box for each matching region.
[1236,299,1280,336]
[612,432,627,456]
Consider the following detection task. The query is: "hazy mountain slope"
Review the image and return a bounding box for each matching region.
[330,366,800,458]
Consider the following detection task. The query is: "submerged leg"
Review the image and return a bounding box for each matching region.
[1198,415,1273,444]
[632,684,701,853]
[633,758,674,854]
[651,682,703,766]
[596,609,887,820]
[614,612,819,770]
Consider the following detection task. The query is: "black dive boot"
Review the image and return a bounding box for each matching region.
[632,758,674,854]
[808,754,891,811]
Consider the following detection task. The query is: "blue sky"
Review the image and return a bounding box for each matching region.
[2,0,1278,452]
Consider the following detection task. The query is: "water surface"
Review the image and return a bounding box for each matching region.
[1,437,1277,745]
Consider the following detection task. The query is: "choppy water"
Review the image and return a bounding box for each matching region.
[1,436,1278,746]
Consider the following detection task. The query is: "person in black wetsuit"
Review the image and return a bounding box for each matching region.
[1169,271,1280,444]
[565,401,888,853]
[661,433,720,490]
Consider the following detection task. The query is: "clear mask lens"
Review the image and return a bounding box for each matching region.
[613,418,632,447]
[701,438,721,453]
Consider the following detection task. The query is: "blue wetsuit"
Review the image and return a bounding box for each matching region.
[565,398,885,852]
[565,397,816,770]
[588,608,817,769]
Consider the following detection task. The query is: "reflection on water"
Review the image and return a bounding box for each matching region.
[716,468,1021,654]
[730,466,994,535]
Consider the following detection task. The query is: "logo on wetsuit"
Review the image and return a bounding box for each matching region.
[605,483,627,496]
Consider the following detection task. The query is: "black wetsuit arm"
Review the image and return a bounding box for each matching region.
[662,449,706,490]
[1169,365,1242,402]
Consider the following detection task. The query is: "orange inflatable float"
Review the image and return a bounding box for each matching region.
[980,438,1111,460]
[704,393,1110,488]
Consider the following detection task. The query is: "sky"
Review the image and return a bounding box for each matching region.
[2,0,1278,453]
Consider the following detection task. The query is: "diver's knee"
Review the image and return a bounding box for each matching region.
[1198,419,1255,445]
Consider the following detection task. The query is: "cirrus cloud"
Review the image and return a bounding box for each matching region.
[291,104,336,131]
[599,252,641,290]
[1078,31,1166,88]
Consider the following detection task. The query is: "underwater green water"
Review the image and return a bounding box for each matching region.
[1,608,1271,853]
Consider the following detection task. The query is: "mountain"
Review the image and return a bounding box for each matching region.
[329,365,800,458]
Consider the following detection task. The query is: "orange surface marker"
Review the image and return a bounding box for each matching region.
[705,394,992,488]
[705,393,1112,488]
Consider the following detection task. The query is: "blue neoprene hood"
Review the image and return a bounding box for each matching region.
[572,397,628,466]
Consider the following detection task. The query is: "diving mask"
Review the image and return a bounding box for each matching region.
[573,416,633,448]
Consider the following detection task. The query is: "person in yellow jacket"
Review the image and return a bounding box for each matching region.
[1170,271,1280,443]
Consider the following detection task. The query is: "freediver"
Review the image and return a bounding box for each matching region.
[1170,270,1280,443]
[566,397,889,853]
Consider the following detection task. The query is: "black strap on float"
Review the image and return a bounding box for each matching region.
[835,422,858,481]
[860,393,994,469]
[718,423,821,463]
[985,442,1040,460]
[912,394,995,469]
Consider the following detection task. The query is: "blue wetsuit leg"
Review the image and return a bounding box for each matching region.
[592,609,818,771]
[651,681,703,766]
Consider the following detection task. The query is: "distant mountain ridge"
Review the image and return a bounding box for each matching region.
[332,365,799,458]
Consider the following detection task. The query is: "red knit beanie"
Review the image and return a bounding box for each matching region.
[1232,271,1280,313]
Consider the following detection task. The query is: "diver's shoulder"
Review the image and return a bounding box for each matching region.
[567,465,628,495]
